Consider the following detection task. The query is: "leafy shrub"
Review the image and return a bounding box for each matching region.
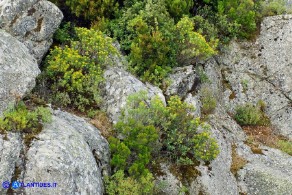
[176,16,218,66]
[234,101,270,126]
[104,170,155,195]
[53,22,76,44]
[165,0,194,21]
[0,102,52,133]
[193,131,219,161]
[109,1,216,85]
[109,120,159,177]
[51,0,118,21]
[110,91,219,173]
[44,27,118,112]
[219,0,257,38]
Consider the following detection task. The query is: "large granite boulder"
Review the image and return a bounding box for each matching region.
[218,15,292,139]
[23,110,110,195]
[102,67,166,123]
[165,65,198,98]
[0,0,63,62]
[0,111,110,194]
[237,146,292,195]
[0,133,22,194]
[0,30,39,114]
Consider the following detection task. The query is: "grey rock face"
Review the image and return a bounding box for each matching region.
[24,110,109,195]
[0,30,39,114]
[165,65,198,98]
[0,0,63,62]
[219,15,292,139]
[237,147,292,195]
[190,106,245,195]
[102,67,166,123]
[155,163,184,195]
[0,133,22,194]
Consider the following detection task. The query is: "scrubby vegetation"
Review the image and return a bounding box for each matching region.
[42,27,118,113]
[234,101,270,126]
[0,102,51,133]
[29,0,292,193]
[106,91,219,193]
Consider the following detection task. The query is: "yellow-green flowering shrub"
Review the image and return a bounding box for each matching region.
[176,16,218,66]
[45,27,118,112]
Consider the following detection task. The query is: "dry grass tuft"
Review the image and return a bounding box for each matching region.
[230,144,248,176]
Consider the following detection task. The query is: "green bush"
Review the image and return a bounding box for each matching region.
[0,102,52,133]
[104,170,155,195]
[109,1,216,85]
[53,22,76,44]
[109,120,159,177]
[193,131,219,161]
[44,27,118,112]
[51,0,118,21]
[234,102,270,126]
[110,91,219,171]
[165,0,194,21]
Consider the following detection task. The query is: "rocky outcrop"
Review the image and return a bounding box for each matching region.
[0,110,110,194]
[0,30,39,114]
[165,65,198,98]
[0,133,22,194]
[102,67,166,123]
[0,0,63,62]
[23,110,109,195]
[218,15,292,139]
[237,146,292,194]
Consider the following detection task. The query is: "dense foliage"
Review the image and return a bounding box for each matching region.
[40,0,292,194]
[0,102,52,133]
[44,28,118,112]
[109,91,219,176]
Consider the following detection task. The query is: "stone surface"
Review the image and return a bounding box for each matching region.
[102,67,166,123]
[237,146,292,195]
[0,0,63,62]
[0,133,22,194]
[218,15,292,139]
[23,110,109,195]
[0,30,39,115]
[155,163,184,195]
[165,65,198,98]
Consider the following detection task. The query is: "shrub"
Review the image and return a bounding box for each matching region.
[234,101,270,126]
[176,16,218,66]
[53,22,76,45]
[165,0,194,21]
[110,91,219,171]
[109,120,159,177]
[109,1,216,85]
[0,102,52,133]
[51,0,118,21]
[193,131,219,161]
[44,27,118,112]
[104,170,155,195]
